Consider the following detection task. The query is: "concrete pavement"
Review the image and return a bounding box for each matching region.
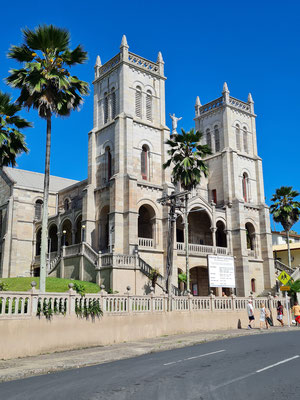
[0,325,295,383]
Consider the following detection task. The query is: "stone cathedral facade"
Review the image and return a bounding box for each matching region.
[0,36,275,296]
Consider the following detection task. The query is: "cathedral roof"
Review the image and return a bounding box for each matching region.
[2,167,79,193]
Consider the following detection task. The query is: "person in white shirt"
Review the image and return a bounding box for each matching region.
[247,300,255,329]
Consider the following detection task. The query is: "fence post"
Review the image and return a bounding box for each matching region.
[68,284,76,316]
[188,293,193,311]
[126,286,131,313]
[210,291,215,312]
[100,285,107,313]
[30,282,39,316]
[231,294,236,311]
[150,287,154,313]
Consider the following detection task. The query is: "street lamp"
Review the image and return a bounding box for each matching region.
[81,224,86,242]
[62,230,66,246]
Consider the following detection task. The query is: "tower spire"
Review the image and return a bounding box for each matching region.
[195,96,201,106]
[157,51,164,75]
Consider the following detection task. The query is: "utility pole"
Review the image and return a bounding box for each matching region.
[157,190,188,294]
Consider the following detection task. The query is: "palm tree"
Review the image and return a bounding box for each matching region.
[6,25,89,293]
[163,128,211,291]
[270,186,300,268]
[0,90,31,167]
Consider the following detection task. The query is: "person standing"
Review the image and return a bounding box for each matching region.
[247,300,255,329]
[292,301,300,326]
[277,301,284,326]
[259,302,269,330]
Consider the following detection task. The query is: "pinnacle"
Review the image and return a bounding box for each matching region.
[157,51,164,63]
[120,34,129,48]
[222,82,229,93]
[195,96,201,106]
[95,55,101,67]
[248,92,254,103]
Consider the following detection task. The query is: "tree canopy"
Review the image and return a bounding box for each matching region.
[0,90,31,167]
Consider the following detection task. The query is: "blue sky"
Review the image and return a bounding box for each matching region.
[0,0,299,232]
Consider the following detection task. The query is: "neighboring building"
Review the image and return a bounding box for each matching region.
[273,242,300,269]
[0,36,275,296]
[272,230,300,246]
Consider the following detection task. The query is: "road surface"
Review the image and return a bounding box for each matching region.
[0,330,299,399]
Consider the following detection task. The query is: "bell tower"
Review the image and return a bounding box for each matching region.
[194,84,275,296]
[83,36,171,261]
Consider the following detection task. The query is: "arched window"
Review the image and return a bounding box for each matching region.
[251,278,256,293]
[104,92,109,124]
[111,88,116,119]
[135,86,142,118]
[146,90,152,121]
[206,129,211,151]
[245,222,255,250]
[214,125,220,152]
[105,147,112,181]
[64,198,70,211]
[141,145,149,180]
[242,172,248,202]
[36,228,42,256]
[236,124,241,151]
[243,127,248,153]
[35,200,43,220]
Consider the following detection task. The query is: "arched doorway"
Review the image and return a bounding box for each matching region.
[245,222,255,254]
[190,266,210,296]
[176,215,184,243]
[216,220,227,247]
[61,219,72,246]
[138,204,156,247]
[99,206,110,251]
[35,228,42,256]
[188,209,212,246]
[48,224,58,252]
[75,215,82,244]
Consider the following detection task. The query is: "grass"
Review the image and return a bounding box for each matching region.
[0,277,100,293]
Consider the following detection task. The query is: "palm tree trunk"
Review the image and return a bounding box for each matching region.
[287,230,292,268]
[185,193,190,292]
[40,110,52,293]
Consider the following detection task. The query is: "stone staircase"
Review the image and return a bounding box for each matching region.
[46,243,179,294]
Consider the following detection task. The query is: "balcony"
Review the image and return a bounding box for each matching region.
[138,237,154,248]
[176,242,228,256]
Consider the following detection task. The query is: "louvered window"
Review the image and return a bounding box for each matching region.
[104,93,109,123]
[135,86,142,118]
[214,125,220,152]
[111,89,116,119]
[146,90,152,121]
[206,129,211,151]
[236,124,241,151]
[243,127,248,153]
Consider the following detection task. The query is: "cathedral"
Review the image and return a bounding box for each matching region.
[0,36,275,296]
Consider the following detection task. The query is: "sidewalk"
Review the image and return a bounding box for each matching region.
[0,326,294,383]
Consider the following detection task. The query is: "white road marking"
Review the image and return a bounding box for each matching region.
[256,355,299,373]
[213,355,300,391]
[163,349,225,366]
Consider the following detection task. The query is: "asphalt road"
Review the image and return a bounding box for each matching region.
[0,331,299,400]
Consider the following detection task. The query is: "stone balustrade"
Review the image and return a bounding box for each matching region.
[138,237,154,248]
[176,242,228,256]
[0,289,286,319]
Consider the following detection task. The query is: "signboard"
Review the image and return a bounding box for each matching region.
[277,271,291,285]
[280,286,291,291]
[208,255,235,288]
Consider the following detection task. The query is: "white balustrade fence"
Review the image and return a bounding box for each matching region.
[0,290,286,319]
[138,238,154,248]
